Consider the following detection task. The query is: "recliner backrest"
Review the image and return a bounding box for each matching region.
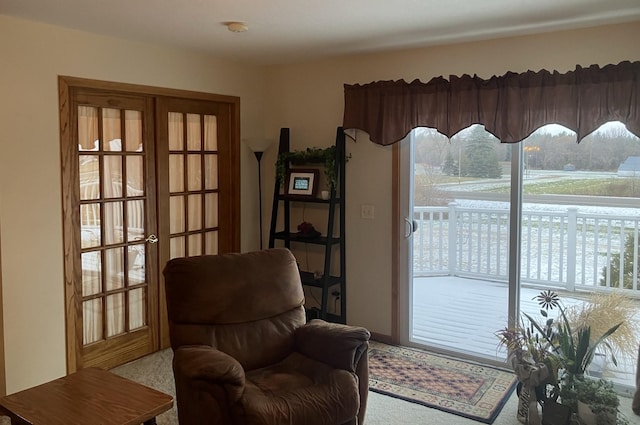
[164,248,306,369]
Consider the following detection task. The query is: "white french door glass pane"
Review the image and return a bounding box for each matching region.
[103,201,124,245]
[126,156,144,196]
[189,234,202,256]
[170,236,185,259]
[80,205,101,248]
[168,112,184,150]
[81,251,102,296]
[205,193,219,228]
[169,154,184,192]
[106,293,125,337]
[129,288,146,330]
[188,195,202,231]
[104,156,123,198]
[205,231,218,255]
[204,115,217,150]
[79,155,100,199]
[169,196,185,233]
[127,245,145,283]
[78,106,99,151]
[204,155,218,190]
[80,202,101,231]
[187,154,202,191]
[83,299,103,344]
[187,114,201,151]
[125,110,142,152]
[127,200,144,242]
[103,108,122,152]
[105,247,124,291]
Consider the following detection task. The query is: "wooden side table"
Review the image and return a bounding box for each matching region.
[0,367,173,425]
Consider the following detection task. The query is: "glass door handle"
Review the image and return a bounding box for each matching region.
[145,234,159,244]
[404,218,418,238]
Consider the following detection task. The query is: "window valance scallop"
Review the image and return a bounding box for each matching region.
[343,61,640,145]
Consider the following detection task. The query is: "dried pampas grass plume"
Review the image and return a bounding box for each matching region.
[564,291,639,360]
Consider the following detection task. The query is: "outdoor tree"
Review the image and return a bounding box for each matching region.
[600,233,640,289]
[533,122,640,171]
[413,127,449,166]
[457,125,502,178]
[441,149,459,176]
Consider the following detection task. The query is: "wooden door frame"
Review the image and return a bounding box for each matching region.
[59,76,240,372]
[0,225,5,395]
[391,143,401,345]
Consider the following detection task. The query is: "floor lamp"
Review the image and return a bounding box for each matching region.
[245,139,273,250]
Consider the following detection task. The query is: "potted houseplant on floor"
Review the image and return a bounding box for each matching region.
[496,291,566,424]
[497,290,634,425]
[574,377,619,425]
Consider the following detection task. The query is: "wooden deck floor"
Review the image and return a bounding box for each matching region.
[410,276,639,392]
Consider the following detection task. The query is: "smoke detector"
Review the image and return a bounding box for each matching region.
[227,22,248,33]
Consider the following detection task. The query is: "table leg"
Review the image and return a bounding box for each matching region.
[143,418,157,425]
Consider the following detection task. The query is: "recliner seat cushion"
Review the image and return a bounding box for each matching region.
[235,352,360,425]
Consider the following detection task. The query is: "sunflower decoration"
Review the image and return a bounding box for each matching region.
[534,290,560,311]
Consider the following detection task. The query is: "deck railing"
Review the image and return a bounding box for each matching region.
[413,204,640,293]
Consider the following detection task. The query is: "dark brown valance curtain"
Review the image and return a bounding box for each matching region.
[343,61,640,145]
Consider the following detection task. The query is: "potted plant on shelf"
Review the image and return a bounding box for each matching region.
[573,377,619,425]
[276,146,350,190]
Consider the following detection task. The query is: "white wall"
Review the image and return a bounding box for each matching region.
[0,15,267,393]
[264,21,640,336]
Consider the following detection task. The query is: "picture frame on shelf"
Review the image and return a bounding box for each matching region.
[286,169,319,198]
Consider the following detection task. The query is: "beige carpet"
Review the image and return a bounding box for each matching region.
[107,347,640,425]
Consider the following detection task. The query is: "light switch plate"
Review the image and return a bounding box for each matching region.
[361,204,375,219]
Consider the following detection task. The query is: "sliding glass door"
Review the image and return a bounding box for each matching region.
[399,125,517,363]
[399,122,640,391]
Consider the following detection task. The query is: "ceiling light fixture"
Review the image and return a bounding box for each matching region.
[227,22,248,33]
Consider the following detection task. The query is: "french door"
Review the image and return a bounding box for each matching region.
[155,98,239,348]
[66,90,160,371]
[156,98,238,259]
[60,77,240,372]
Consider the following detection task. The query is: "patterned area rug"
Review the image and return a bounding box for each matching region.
[368,341,517,424]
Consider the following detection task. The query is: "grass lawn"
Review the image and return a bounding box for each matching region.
[487,177,640,197]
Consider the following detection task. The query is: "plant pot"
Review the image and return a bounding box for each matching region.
[577,400,616,425]
[541,400,572,425]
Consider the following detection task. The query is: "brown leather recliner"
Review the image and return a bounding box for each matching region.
[163,248,370,425]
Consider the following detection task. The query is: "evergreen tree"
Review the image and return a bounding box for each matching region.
[459,126,502,178]
[601,234,640,289]
[441,149,459,176]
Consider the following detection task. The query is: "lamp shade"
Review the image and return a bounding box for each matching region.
[244,138,274,153]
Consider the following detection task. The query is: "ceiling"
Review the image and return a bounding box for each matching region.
[2,0,640,65]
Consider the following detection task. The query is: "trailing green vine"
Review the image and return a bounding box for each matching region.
[276,146,349,189]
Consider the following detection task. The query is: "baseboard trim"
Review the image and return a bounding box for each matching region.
[369,332,393,345]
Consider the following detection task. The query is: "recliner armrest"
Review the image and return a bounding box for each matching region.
[294,319,370,372]
[173,345,246,402]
